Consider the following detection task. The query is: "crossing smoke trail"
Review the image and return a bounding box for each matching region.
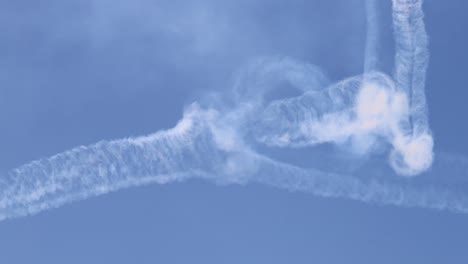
[1,0,467,221]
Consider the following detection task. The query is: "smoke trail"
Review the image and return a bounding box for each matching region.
[231,56,329,106]
[251,72,396,149]
[0,0,466,221]
[0,106,219,220]
[388,0,434,175]
[392,0,431,137]
[252,153,468,213]
[364,0,380,73]
[2,102,468,221]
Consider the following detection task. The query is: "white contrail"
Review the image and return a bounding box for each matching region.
[392,0,431,136]
[0,0,466,221]
[364,0,380,73]
[0,106,216,220]
[251,153,468,214]
[1,103,467,221]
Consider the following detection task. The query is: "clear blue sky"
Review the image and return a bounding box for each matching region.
[0,0,467,263]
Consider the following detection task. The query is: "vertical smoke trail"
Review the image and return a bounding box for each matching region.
[388,0,434,176]
[392,0,430,136]
[364,0,380,74]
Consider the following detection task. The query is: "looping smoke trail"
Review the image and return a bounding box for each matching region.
[251,72,395,148]
[232,56,329,106]
[1,0,467,221]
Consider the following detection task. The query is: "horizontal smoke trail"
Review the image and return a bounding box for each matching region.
[252,153,468,213]
[251,72,395,148]
[0,106,224,220]
[1,104,468,221]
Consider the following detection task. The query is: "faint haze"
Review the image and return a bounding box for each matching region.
[0,0,372,170]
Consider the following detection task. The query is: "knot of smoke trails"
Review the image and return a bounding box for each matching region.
[229,62,433,176]
[2,0,467,222]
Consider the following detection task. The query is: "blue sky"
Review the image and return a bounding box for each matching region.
[0,0,467,263]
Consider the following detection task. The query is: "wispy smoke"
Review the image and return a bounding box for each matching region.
[1,0,467,221]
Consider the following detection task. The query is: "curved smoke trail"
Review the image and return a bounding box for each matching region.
[1,0,467,221]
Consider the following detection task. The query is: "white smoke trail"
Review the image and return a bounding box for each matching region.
[389,0,434,176]
[0,0,466,221]
[1,102,467,221]
[364,0,380,73]
[392,0,430,135]
[0,106,218,220]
